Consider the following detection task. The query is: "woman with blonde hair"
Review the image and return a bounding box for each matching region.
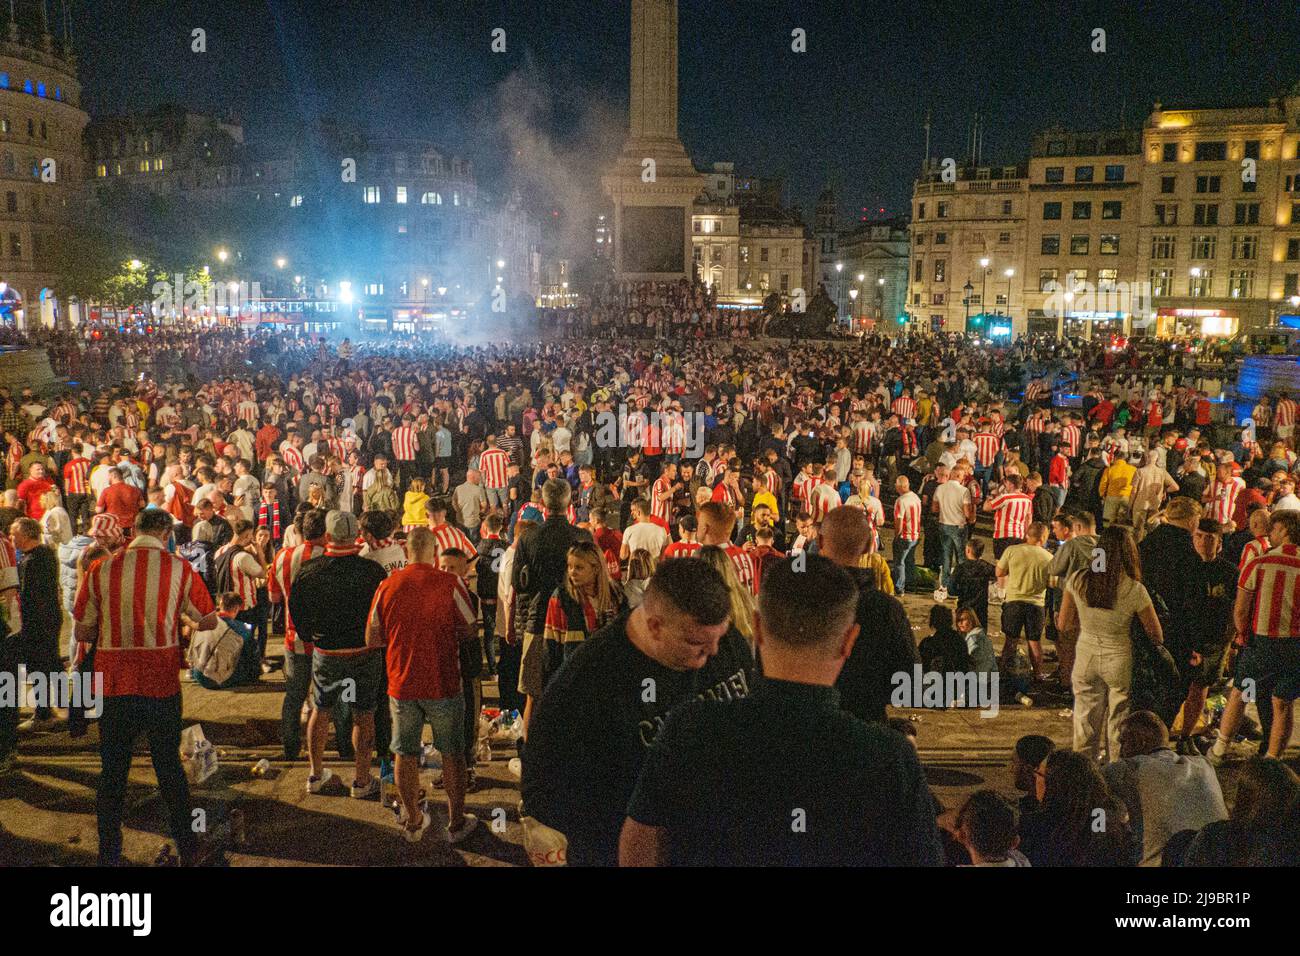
[39,488,72,546]
[697,544,755,647]
[623,548,656,608]
[401,476,430,532]
[540,541,626,688]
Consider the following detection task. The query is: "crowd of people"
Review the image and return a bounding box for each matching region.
[0,316,1297,867]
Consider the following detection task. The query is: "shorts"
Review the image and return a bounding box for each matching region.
[1002,601,1045,643]
[435,456,452,470]
[1186,640,1229,685]
[389,695,465,756]
[1245,637,1300,701]
[311,649,383,713]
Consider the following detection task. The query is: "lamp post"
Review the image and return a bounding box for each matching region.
[876,276,885,326]
[836,262,844,321]
[1004,267,1015,318]
[849,287,858,328]
[963,279,973,333]
[979,257,990,315]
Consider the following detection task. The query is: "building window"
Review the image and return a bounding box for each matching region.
[1234,202,1260,225]
[693,247,702,263]
[1074,165,1094,182]
[931,292,945,305]
[1045,166,1064,183]
[1150,268,1173,297]
[397,220,407,234]
[1162,143,1177,163]
[760,247,768,262]
[1195,175,1222,193]
[934,259,946,282]
[998,231,1010,243]
[1189,269,1213,297]
[1104,164,1124,182]
[0,119,7,134]
[1228,269,1254,298]
[1154,203,1177,226]
[94,164,106,178]
[453,191,461,206]
[1072,201,1092,220]
[1098,268,1118,289]
[1041,235,1060,255]
[1099,234,1119,255]
[22,80,31,94]
[937,201,949,218]
[0,74,7,89]
[1194,141,1228,162]
[25,118,32,137]
[1152,234,1176,260]
[1039,268,1059,292]
[39,121,45,139]
[289,194,303,207]
[1101,200,1122,220]
[152,158,163,172]
[1286,274,1300,298]
[421,191,442,204]
[917,202,925,219]
[1242,176,1257,193]
[1192,234,1217,259]
[780,273,789,292]
[1287,238,1300,261]
[1161,175,1176,193]
[1193,203,1219,226]
[914,233,925,245]
[913,259,922,281]
[36,82,45,97]
[740,246,749,264]
[4,192,13,213]
[396,186,407,204]
[1070,235,1090,255]
[1231,234,1258,260]
[995,292,1007,305]
[1001,199,1012,215]
[935,232,947,245]
[363,186,381,203]
[8,233,18,257]
[1043,202,1062,220]
[780,247,790,262]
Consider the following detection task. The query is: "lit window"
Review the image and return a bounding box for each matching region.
[0,74,7,89]
[453,191,460,206]
[290,194,303,207]
[54,87,60,100]
[22,80,31,94]
[396,186,407,204]
[363,186,381,203]
[36,82,45,97]
[421,191,441,204]
[95,163,106,177]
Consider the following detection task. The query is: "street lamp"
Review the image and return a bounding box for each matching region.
[963,279,974,331]
[979,257,991,312]
[1004,267,1015,316]
[128,259,142,271]
[217,248,229,263]
[276,257,287,269]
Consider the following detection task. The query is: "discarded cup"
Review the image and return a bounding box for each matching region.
[251,759,271,778]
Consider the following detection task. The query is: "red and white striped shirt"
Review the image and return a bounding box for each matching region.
[808,482,840,523]
[792,472,816,506]
[894,491,922,541]
[214,541,260,611]
[269,541,323,651]
[724,544,758,594]
[1239,535,1271,571]
[1238,544,1300,638]
[852,420,874,455]
[651,475,676,522]
[891,396,917,421]
[973,432,1000,468]
[73,536,215,698]
[1207,477,1245,526]
[1275,398,1297,428]
[429,523,476,563]
[238,399,259,426]
[988,491,1034,540]
[63,456,90,495]
[280,443,305,476]
[391,425,418,461]
[479,447,510,489]
[1061,423,1082,459]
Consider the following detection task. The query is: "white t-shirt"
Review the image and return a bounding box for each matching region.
[365,543,408,577]
[1066,572,1152,647]
[623,521,670,557]
[934,480,972,527]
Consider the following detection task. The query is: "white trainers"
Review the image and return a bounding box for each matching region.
[400,810,432,843]
[1208,738,1257,766]
[306,768,334,794]
[508,757,522,779]
[444,812,479,845]
[17,716,60,734]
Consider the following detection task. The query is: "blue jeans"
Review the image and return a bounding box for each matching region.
[892,536,918,594]
[939,524,967,590]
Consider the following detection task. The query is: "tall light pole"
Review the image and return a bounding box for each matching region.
[849,287,858,328]
[835,262,844,322]
[979,257,990,315]
[963,279,974,333]
[877,275,885,326]
[1004,267,1015,318]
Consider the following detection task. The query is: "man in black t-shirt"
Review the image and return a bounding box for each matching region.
[521,559,755,866]
[621,556,943,866]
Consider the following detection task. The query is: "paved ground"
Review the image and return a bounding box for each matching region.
[4,586,1291,867]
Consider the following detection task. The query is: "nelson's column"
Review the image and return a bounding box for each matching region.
[602,0,703,283]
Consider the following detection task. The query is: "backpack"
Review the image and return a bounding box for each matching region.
[211,544,238,598]
[187,618,247,687]
[365,480,400,514]
[177,540,216,596]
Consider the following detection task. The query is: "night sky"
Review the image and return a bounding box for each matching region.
[72,0,1300,225]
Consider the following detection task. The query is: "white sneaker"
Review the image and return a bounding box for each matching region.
[306,767,334,794]
[17,716,60,734]
[508,757,522,779]
[1208,738,1257,766]
[444,812,479,845]
[400,810,432,843]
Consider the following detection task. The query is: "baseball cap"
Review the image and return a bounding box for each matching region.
[326,509,359,542]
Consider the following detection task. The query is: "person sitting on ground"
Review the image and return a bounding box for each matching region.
[954,790,1031,867]
[1010,734,1054,815]
[1101,710,1227,867]
[956,606,997,677]
[919,604,971,677]
[1017,750,1132,867]
[1183,757,1300,866]
[189,592,261,690]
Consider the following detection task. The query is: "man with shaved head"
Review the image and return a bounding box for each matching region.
[818,506,919,723]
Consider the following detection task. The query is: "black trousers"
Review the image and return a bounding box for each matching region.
[496,639,524,713]
[66,493,92,534]
[97,693,195,865]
